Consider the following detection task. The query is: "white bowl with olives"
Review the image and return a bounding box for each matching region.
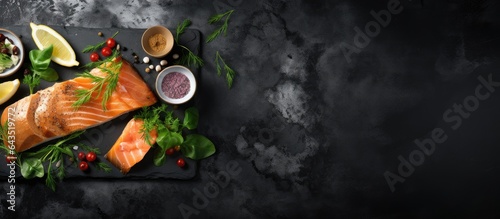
[0,28,24,78]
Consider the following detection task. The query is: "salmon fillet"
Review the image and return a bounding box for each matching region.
[105,118,157,174]
[1,60,157,152]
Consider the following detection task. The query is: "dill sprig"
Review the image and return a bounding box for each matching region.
[79,144,112,173]
[215,51,236,88]
[82,31,119,53]
[135,104,167,145]
[175,19,191,43]
[206,10,235,43]
[18,131,84,191]
[72,60,122,111]
[174,19,204,68]
[178,44,204,68]
[73,49,122,111]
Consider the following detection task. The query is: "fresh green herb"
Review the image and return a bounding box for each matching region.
[175,19,191,43]
[79,144,112,173]
[174,19,204,68]
[22,45,59,94]
[206,10,235,43]
[135,104,215,166]
[82,31,119,53]
[17,131,111,191]
[0,53,12,68]
[215,51,236,88]
[17,131,84,191]
[95,161,112,173]
[72,49,122,110]
[177,44,204,68]
[181,134,216,160]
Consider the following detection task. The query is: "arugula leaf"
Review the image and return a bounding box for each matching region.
[181,134,216,160]
[183,107,199,130]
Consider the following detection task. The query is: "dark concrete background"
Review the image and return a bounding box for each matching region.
[1,0,500,218]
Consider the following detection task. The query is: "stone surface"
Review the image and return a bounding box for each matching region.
[1,0,500,218]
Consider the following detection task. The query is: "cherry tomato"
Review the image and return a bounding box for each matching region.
[86,152,97,162]
[174,145,181,152]
[101,46,113,57]
[106,38,116,48]
[90,52,99,62]
[177,158,186,168]
[6,156,16,163]
[78,152,86,161]
[79,161,89,171]
[166,148,175,156]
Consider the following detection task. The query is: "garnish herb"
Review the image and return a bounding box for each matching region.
[206,10,235,43]
[79,144,112,172]
[135,104,215,166]
[82,31,119,53]
[22,45,59,94]
[15,131,111,191]
[175,19,191,43]
[0,53,12,68]
[215,51,236,88]
[17,131,83,191]
[174,19,204,68]
[177,44,204,68]
[73,47,122,110]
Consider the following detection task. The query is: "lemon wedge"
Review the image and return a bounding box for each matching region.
[0,79,20,105]
[30,22,79,67]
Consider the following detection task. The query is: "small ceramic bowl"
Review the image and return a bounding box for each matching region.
[141,26,174,58]
[0,28,25,78]
[155,65,196,105]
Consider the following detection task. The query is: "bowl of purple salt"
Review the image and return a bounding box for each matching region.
[155,65,196,105]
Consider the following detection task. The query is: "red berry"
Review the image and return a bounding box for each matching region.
[165,148,175,155]
[78,152,86,161]
[79,161,89,171]
[101,46,113,57]
[90,52,99,62]
[177,158,186,168]
[106,38,116,48]
[6,156,16,163]
[86,152,97,162]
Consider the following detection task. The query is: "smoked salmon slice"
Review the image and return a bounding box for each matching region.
[104,118,157,174]
[1,60,157,152]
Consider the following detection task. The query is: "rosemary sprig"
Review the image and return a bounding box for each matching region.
[206,10,235,43]
[82,31,119,53]
[215,51,236,88]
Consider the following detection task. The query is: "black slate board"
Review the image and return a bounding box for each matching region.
[0,25,201,179]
